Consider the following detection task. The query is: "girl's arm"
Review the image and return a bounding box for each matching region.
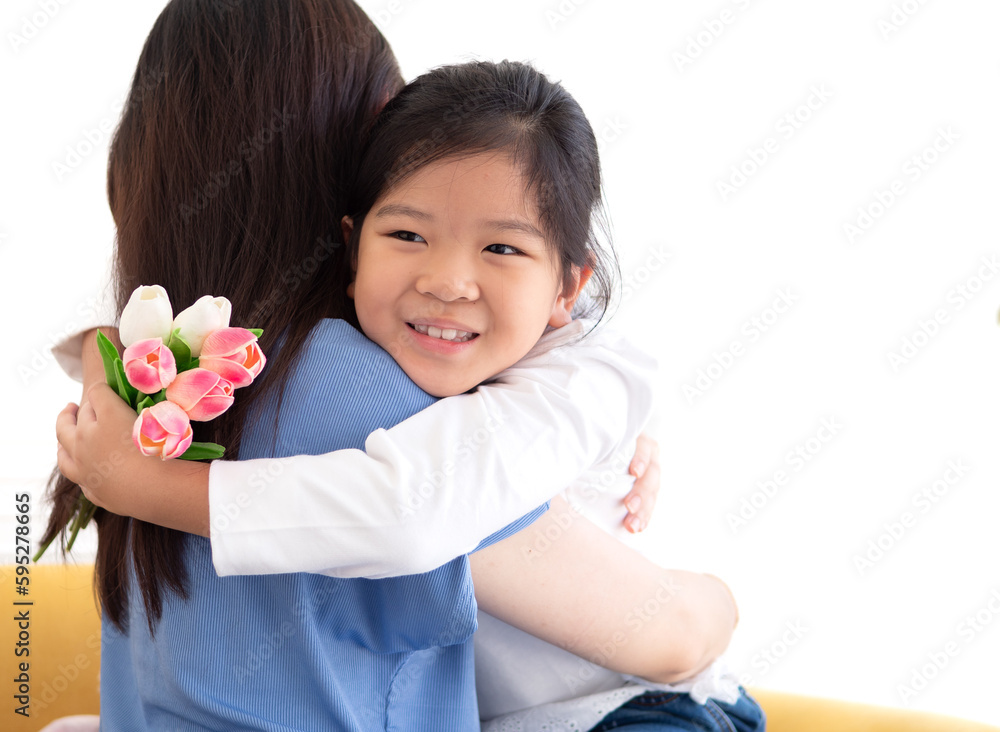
[58,321,656,578]
[471,496,738,683]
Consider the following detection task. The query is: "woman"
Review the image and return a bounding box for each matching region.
[45,0,735,727]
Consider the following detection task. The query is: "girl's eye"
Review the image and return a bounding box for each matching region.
[392,230,425,243]
[484,243,523,256]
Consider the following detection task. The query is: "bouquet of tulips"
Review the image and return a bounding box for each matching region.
[36,285,266,560]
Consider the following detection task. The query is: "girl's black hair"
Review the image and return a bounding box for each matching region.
[346,60,618,321]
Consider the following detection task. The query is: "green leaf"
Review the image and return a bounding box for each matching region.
[151,390,168,404]
[114,358,139,406]
[136,395,154,413]
[167,328,193,368]
[177,357,200,374]
[178,442,226,461]
[247,328,263,339]
[96,331,120,386]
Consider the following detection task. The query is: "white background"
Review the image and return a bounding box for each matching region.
[2,0,999,725]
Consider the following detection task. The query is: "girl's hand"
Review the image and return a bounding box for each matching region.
[623,432,661,533]
[56,383,144,512]
[55,383,212,535]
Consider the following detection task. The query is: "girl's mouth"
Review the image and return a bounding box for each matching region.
[407,323,479,343]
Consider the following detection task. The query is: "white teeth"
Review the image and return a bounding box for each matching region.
[411,323,476,342]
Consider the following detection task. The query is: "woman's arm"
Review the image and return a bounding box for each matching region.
[79,327,109,400]
[58,321,656,578]
[471,496,737,683]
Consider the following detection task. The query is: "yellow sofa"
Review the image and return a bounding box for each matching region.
[5,564,998,731]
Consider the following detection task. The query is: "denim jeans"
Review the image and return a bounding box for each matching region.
[588,687,766,732]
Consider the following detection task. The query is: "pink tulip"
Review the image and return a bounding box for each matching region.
[132,401,194,460]
[166,368,235,421]
[198,327,266,388]
[123,338,177,394]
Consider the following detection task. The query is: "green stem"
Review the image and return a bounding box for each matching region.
[31,534,55,563]
[65,497,97,553]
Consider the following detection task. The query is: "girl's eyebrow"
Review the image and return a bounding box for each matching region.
[375,203,543,239]
[483,218,545,239]
[374,203,433,220]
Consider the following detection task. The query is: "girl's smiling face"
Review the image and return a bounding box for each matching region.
[347,152,584,397]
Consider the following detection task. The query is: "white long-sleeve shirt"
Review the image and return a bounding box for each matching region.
[206,318,657,578]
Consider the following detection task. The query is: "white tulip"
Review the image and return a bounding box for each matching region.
[171,295,232,357]
[119,285,174,347]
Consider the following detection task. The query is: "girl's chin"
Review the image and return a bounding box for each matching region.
[408,369,480,398]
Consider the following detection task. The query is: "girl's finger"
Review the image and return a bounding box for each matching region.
[629,433,656,478]
[77,398,97,428]
[85,382,120,419]
[55,403,80,449]
[57,442,80,484]
[628,456,660,532]
[623,433,662,532]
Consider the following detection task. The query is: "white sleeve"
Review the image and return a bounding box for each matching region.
[209,321,657,579]
[50,266,118,382]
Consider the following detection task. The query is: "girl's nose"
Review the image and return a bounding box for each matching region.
[415,251,480,302]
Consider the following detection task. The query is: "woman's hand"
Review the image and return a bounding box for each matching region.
[55,382,211,536]
[623,432,661,533]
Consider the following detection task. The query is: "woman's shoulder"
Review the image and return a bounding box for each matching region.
[286,318,419,394]
[265,319,436,454]
[301,318,387,358]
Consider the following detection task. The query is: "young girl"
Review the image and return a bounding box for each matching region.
[59,57,761,730]
[329,59,762,732]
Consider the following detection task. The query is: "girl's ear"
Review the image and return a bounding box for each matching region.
[342,216,356,299]
[548,264,593,328]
